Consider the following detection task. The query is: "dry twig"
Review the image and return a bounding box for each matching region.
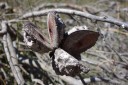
[2,21,25,85]
[20,8,128,30]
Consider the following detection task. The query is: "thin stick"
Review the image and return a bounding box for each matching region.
[20,8,128,30]
[2,21,25,85]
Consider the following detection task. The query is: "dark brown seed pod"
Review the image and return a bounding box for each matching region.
[62,30,99,59]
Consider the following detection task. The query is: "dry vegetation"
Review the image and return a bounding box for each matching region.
[0,0,128,85]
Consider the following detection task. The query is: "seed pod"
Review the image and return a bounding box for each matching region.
[23,22,52,53]
[47,12,65,49]
[62,29,99,59]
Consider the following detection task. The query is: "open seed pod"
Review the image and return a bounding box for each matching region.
[22,22,52,53]
[62,26,99,59]
[47,11,65,49]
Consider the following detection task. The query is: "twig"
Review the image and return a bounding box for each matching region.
[1,68,8,81]
[33,3,102,14]
[0,77,6,85]
[3,34,25,85]
[20,8,128,30]
[83,76,120,84]
[2,21,25,85]
[60,75,120,85]
[32,79,45,85]
[6,33,25,85]
[33,3,85,11]
[86,50,128,56]
[0,21,7,36]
